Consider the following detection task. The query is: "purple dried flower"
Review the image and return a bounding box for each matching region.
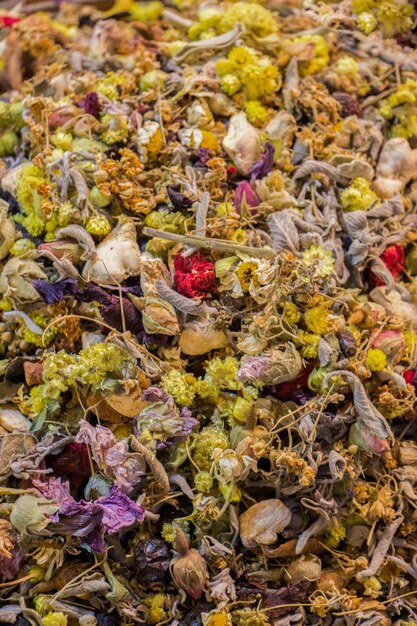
[32,477,72,506]
[234,181,259,213]
[237,355,271,382]
[33,278,79,304]
[96,486,146,533]
[0,549,24,582]
[80,283,143,333]
[250,142,275,180]
[83,92,101,118]
[194,148,212,167]
[142,387,171,403]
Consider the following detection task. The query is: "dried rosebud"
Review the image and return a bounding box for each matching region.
[348,421,390,454]
[239,499,291,549]
[234,181,259,213]
[171,529,208,599]
[38,240,85,264]
[134,538,171,587]
[142,297,180,336]
[371,330,406,364]
[337,329,357,358]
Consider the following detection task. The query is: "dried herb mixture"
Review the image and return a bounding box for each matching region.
[2,1,417,625]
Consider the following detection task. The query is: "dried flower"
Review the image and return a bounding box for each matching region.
[171,528,208,599]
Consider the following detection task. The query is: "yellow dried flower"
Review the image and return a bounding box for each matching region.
[292,35,330,76]
[304,306,329,335]
[41,614,67,626]
[245,101,268,127]
[161,370,196,406]
[366,348,387,371]
[340,178,379,212]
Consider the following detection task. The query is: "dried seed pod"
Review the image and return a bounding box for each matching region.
[134,538,171,587]
[239,499,291,549]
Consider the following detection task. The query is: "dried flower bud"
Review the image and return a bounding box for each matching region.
[38,240,85,264]
[171,529,208,599]
[142,297,180,336]
[82,221,141,286]
[239,499,291,549]
[371,330,406,364]
[337,329,357,358]
[398,441,417,466]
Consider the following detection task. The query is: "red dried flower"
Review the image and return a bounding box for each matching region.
[403,369,414,385]
[0,16,20,27]
[370,244,405,286]
[174,252,215,299]
[47,442,92,487]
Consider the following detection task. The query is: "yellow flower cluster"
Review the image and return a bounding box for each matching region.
[216,47,280,101]
[192,425,229,471]
[340,177,379,212]
[304,306,329,336]
[15,165,56,237]
[291,35,330,76]
[188,2,277,41]
[352,0,413,37]
[244,100,269,127]
[160,370,196,406]
[366,348,387,372]
[380,79,417,139]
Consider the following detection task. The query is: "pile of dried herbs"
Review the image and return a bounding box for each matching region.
[2,0,417,624]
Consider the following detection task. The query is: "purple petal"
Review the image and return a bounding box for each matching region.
[83,92,101,118]
[250,141,275,180]
[194,148,212,168]
[141,387,172,403]
[96,486,145,533]
[0,549,24,582]
[33,278,79,304]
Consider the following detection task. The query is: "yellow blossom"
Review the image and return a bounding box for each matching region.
[41,613,67,626]
[366,348,387,371]
[304,306,329,335]
[340,177,379,212]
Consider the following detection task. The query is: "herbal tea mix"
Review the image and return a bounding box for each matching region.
[2,0,417,624]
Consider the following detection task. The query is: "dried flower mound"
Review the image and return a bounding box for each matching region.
[216,46,280,100]
[173,251,215,299]
[340,177,379,212]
